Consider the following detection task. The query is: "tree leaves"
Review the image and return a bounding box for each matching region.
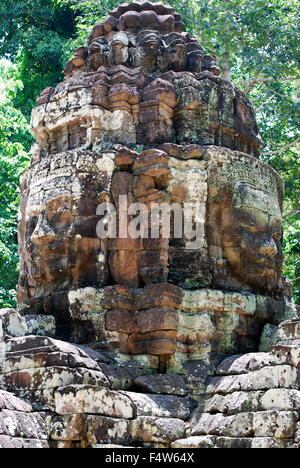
[0,60,30,307]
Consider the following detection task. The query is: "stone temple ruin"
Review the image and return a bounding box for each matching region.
[0,1,299,448]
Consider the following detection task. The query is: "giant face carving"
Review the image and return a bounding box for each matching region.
[17,151,114,305]
[206,152,284,294]
[220,183,283,291]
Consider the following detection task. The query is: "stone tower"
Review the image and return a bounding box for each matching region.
[0,2,299,449]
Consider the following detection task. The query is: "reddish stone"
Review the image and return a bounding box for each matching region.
[139,250,169,267]
[133,150,170,179]
[159,143,203,159]
[90,22,105,40]
[106,310,138,333]
[111,172,135,207]
[103,287,135,311]
[134,175,155,197]
[134,284,182,310]
[143,79,176,108]
[91,81,109,107]
[109,238,143,251]
[71,57,86,68]
[113,285,132,296]
[103,16,118,32]
[138,307,178,333]
[36,87,55,105]
[128,331,176,355]
[143,238,169,250]
[118,332,130,354]
[74,47,89,59]
[109,250,140,287]
[134,149,169,169]
[144,283,182,298]
[115,148,138,168]
[109,83,140,105]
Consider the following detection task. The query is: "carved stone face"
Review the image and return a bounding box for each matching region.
[219,184,283,291]
[18,152,114,303]
[161,34,187,72]
[89,38,110,70]
[110,32,129,65]
[133,31,161,71]
[24,192,103,299]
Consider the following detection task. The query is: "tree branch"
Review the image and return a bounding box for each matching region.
[284,209,300,219]
[263,137,300,156]
[237,76,297,94]
[289,277,300,283]
[256,93,276,111]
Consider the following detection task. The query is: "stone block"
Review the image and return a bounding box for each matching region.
[171,435,215,448]
[259,324,279,352]
[278,319,300,341]
[55,385,134,418]
[132,416,187,443]
[271,344,300,368]
[24,315,56,337]
[253,410,298,438]
[134,374,188,395]
[49,414,84,441]
[0,309,28,338]
[0,409,48,439]
[84,415,132,446]
[260,389,300,411]
[120,391,191,419]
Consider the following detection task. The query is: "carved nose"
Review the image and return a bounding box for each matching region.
[258,237,278,257]
[30,215,55,246]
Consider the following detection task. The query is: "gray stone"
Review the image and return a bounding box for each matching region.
[253,410,298,438]
[120,391,191,420]
[0,409,48,439]
[100,363,134,390]
[259,324,279,352]
[134,374,188,395]
[0,309,27,338]
[171,435,215,448]
[132,416,187,443]
[55,385,134,418]
[24,315,56,337]
[84,415,132,446]
[49,414,84,441]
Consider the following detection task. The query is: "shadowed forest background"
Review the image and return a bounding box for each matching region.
[0,0,299,307]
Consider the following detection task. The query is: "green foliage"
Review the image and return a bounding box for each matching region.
[283,218,300,300]
[0,0,299,304]
[0,60,30,307]
[0,0,77,117]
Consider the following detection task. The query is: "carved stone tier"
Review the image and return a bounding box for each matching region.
[34,67,261,156]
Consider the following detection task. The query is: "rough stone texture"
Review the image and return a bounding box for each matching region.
[0,1,298,449]
[54,385,134,418]
[259,324,279,352]
[0,309,28,338]
[176,317,300,448]
[134,373,188,395]
[24,315,56,337]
